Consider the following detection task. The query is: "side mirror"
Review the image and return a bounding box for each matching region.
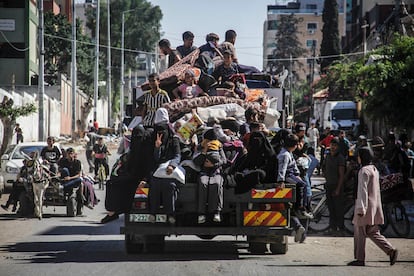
[327,116,331,121]
[1,154,9,160]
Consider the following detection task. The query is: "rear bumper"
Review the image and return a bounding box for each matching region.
[121,225,291,236]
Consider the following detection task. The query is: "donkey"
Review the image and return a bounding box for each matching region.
[24,152,50,219]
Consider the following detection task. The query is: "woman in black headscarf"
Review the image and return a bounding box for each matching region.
[234,131,277,193]
[101,125,154,223]
[148,108,181,223]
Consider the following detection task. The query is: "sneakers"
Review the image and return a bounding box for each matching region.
[294,226,305,243]
[1,204,9,211]
[295,209,314,219]
[198,215,206,224]
[390,249,398,266]
[213,213,221,223]
[295,226,305,242]
[347,260,365,266]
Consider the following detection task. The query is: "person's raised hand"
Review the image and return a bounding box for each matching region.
[155,133,163,148]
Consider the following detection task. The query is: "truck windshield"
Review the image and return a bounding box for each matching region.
[331,109,357,120]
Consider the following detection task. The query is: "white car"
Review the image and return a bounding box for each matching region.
[0,142,48,190]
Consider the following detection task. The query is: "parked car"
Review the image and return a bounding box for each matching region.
[0,142,48,190]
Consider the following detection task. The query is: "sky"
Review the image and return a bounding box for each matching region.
[148,0,291,70]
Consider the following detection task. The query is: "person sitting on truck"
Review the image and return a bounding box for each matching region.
[277,134,313,220]
[193,128,227,223]
[172,69,206,100]
[234,131,277,194]
[142,73,171,128]
[148,108,181,224]
[176,31,197,58]
[158,38,181,68]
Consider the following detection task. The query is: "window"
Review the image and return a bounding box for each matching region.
[307,23,317,30]
[306,4,317,10]
[267,20,278,30]
[306,40,317,48]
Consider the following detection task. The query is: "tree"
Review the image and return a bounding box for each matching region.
[85,0,162,115]
[0,96,37,155]
[320,0,341,72]
[44,12,72,85]
[356,35,414,130]
[268,14,307,80]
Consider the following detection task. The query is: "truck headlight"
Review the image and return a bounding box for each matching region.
[5,166,19,174]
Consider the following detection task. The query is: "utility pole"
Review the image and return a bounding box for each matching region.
[38,0,45,141]
[106,0,111,127]
[121,9,135,121]
[93,0,100,122]
[71,0,77,136]
[289,55,294,121]
[361,20,368,57]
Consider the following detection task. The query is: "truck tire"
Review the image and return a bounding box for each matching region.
[248,242,267,254]
[125,234,144,254]
[66,194,77,217]
[145,235,165,253]
[269,235,288,254]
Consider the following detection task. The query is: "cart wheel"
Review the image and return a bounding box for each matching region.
[66,194,77,217]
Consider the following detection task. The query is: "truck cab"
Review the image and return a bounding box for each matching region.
[323,101,360,131]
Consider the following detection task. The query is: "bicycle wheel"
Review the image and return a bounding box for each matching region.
[343,202,355,235]
[388,202,410,238]
[98,165,106,190]
[308,192,330,232]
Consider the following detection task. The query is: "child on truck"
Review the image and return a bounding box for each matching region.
[193,128,227,223]
[277,134,313,220]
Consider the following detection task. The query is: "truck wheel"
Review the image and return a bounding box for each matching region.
[19,192,34,217]
[249,242,267,254]
[145,235,165,253]
[66,194,77,217]
[269,236,288,254]
[125,234,144,254]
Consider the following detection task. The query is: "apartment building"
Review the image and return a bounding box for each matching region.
[263,0,346,82]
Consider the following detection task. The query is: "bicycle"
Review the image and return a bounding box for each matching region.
[309,187,410,237]
[308,189,355,233]
[96,162,106,190]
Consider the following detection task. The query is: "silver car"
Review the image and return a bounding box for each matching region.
[0,142,48,190]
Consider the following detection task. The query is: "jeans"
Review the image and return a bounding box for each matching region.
[60,168,82,192]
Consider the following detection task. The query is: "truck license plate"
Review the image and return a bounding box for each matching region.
[129,214,167,223]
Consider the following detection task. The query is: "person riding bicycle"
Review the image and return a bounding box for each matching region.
[92,137,110,180]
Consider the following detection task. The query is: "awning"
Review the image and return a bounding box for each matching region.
[312,88,329,99]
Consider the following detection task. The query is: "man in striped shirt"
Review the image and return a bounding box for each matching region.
[142,73,171,127]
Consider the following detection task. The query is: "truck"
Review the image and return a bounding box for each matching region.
[121,181,296,254]
[315,100,360,131]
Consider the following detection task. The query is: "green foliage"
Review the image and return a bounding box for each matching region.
[44,12,95,97]
[357,35,414,129]
[268,14,307,79]
[315,35,414,130]
[86,0,162,113]
[320,0,341,72]
[0,97,37,120]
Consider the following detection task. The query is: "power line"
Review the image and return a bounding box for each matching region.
[0,30,30,51]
